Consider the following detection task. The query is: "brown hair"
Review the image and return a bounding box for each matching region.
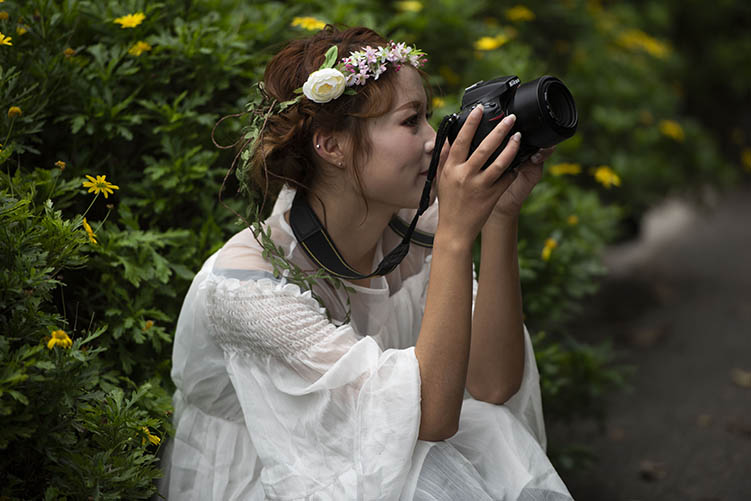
[247,26,407,211]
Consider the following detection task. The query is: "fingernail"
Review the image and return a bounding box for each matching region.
[511,132,521,142]
[531,153,542,163]
[473,104,484,114]
[502,114,516,125]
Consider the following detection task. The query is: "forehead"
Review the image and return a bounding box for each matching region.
[390,67,427,109]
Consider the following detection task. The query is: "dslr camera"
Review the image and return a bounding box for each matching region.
[447,75,578,170]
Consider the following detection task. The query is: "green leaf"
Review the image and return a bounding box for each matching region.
[321,45,338,69]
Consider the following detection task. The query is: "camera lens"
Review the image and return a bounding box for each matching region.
[543,80,577,128]
[510,75,578,148]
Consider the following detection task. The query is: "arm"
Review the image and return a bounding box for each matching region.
[414,107,524,440]
[466,147,555,405]
[466,217,525,404]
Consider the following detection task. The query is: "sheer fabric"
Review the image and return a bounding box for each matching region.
[159,186,572,500]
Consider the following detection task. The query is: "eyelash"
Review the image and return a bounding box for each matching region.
[403,112,432,128]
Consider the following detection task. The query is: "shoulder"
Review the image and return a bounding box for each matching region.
[202,273,338,358]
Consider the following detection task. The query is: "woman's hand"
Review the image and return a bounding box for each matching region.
[435,105,523,245]
[486,146,555,223]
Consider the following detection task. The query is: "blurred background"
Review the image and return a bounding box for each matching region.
[1,0,749,498]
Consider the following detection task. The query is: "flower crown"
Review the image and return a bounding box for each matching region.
[299,41,427,103]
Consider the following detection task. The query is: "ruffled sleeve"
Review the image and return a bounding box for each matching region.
[203,273,421,499]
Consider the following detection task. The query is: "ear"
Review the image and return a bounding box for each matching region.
[312,129,348,169]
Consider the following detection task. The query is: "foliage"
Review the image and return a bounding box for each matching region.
[0,0,745,496]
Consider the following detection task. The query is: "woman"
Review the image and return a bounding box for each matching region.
[160,25,573,500]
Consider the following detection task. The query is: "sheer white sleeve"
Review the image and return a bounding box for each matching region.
[203,274,421,499]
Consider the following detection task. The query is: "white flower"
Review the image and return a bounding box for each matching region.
[302,68,346,103]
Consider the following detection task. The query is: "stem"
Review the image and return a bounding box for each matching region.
[81,193,100,218]
[93,207,113,232]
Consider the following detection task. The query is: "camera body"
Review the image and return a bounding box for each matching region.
[447,75,578,171]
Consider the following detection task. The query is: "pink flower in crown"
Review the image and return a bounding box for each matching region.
[373,63,387,80]
[363,46,378,64]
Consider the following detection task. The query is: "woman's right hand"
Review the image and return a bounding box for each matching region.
[435,105,521,246]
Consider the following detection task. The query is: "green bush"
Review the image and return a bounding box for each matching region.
[0,0,743,496]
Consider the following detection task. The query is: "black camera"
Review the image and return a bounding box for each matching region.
[447,75,578,171]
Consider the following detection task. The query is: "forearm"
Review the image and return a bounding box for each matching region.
[414,229,474,441]
[466,217,525,404]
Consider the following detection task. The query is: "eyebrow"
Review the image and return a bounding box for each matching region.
[394,100,425,113]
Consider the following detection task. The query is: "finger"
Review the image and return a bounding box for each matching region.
[529,146,556,165]
[447,105,484,165]
[466,113,517,170]
[483,131,522,184]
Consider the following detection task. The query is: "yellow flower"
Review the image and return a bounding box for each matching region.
[47,329,73,349]
[549,162,582,176]
[64,47,75,57]
[541,238,558,261]
[142,427,161,446]
[114,12,146,29]
[505,5,535,22]
[290,16,326,31]
[395,1,423,12]
[128,40,152,56]
[658,119,685,142]
[0,32,12,46]
[82,217,97,244]
[474,34,509,51]
[616,29,670,59]
[592,165,621,188]
[55,160,66,170]
[16,25,27,36]
[82,174,120,198]
[567,214,579,226]
[7,106,21,118]
[741,148,751,172]
[0,11,9,21]
[142,320,154,331]
[432,97,446,109]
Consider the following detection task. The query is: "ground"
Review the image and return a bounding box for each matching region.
[549,185,751,501]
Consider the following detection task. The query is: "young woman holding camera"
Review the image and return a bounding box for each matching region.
[160,25,572,500]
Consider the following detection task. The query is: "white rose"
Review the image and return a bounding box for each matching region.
[302,68,346,103]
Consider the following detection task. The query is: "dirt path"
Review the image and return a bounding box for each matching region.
[551,186,751,500]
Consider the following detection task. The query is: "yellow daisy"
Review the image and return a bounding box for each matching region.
[549,162,582,176]
[474,34,509,51]
[506,6,535,22]
[82,174,120,198]
[290,17,326,31]
[142,427,161,446]
[47,329,73,349]
[658,120,685,142]
[82,217,97,244]
[114,12,146,29]
[128,41,152,56]
[541,238,558,261]
[592,165,621,188]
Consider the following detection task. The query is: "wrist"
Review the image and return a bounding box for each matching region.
[433,226,475,257]
[483,213,518,233]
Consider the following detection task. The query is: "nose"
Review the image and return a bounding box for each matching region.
[424,125,437,155]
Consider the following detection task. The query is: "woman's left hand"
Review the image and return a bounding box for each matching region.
[487,146,555,223]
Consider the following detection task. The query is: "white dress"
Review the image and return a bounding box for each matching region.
[159,187,573,500]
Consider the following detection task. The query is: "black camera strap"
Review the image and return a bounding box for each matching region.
[290,114,457,280]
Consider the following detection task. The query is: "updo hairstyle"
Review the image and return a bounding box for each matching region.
[248,26,407,204]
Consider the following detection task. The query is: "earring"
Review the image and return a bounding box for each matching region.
[316,144,321,149]
[338,161,343,167]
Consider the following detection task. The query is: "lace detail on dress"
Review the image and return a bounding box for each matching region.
[204,275,339,358]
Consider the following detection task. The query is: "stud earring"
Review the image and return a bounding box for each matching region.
[316,144,321,149]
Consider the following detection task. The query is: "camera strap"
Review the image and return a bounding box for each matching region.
[290,114,458,280]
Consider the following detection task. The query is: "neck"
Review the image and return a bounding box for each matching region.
[306,187,395,282]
